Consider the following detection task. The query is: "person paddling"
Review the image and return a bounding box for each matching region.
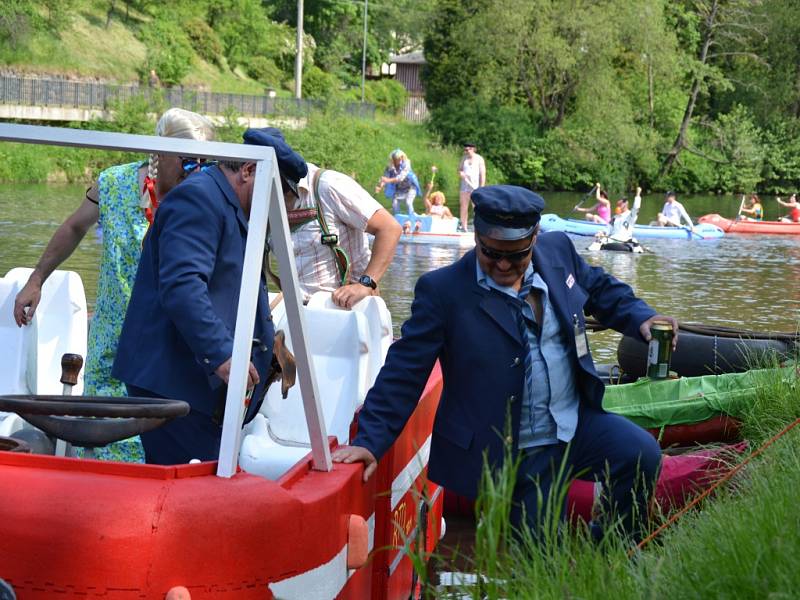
[777,194,800,223]
[656,191,694,229]
[575,182,611,224]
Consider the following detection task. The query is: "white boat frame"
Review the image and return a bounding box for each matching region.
[0,123,331,477]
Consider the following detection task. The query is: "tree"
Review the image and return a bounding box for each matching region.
[659,0,764,177]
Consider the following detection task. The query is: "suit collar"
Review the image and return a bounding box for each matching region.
[461,250,523,346]
[208,165,249,232]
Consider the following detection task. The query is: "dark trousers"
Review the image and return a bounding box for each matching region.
[510,404,662,542]
[126,384,222,465]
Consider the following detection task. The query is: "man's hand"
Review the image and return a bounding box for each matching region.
[332,445,378,482]
[215,358,260,389]
[640,315,679,351]
[13,276,43,326]
[332,283,374,310]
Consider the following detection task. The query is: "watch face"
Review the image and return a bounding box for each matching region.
[359,275,376,289]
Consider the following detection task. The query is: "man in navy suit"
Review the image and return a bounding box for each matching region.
[334,185,677,541]
[114,137,308,465]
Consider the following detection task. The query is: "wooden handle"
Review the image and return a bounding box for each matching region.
[60,353,84,386]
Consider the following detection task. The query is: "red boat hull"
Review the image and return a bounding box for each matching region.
[699,213,800,234]
[0,367,445,600]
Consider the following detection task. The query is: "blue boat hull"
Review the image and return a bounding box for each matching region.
[539,214,725,239]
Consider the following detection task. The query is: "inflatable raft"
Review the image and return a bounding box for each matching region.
[617,328,795,379]
[698,213,800,235]
[540,213,725,239]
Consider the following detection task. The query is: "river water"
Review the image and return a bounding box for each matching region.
[1,184,799,364]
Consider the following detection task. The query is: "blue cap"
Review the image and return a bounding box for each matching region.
[472,185,545,241]
[242,127,308,194]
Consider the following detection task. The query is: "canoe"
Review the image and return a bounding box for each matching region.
[395,214,475,247]
[698,213,800,234]
[540,213,725,239]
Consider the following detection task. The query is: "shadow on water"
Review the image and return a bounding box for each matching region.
[2,185,800,363]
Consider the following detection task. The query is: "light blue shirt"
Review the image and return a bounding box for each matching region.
[476,261,580,449]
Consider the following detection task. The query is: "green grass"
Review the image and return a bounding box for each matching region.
[429,360,800,599]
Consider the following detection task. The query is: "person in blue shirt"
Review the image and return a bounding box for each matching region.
[334,185,678,542]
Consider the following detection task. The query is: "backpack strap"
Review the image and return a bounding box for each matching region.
[311,169,351,287]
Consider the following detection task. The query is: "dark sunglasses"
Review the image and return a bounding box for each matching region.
[180,157,215,173]
[478,237,533,262]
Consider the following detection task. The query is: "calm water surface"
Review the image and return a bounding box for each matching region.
[1,185,798,363]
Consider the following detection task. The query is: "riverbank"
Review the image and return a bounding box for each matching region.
[0,110,483,205]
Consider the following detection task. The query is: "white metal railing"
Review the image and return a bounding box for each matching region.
[0,123,332,476]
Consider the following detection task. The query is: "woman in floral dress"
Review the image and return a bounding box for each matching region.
[13,108,215,461]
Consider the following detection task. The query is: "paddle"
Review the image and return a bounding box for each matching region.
[736,193,746,220]
[572,184,598,212]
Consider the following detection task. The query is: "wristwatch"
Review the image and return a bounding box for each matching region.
[358,274,377,289]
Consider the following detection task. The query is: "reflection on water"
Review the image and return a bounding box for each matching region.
[2,184,799,364]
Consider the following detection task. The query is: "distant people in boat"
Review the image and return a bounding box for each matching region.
[740,194,764,221]
[656,191,694,228]
[12,108,214,463]
[255,129,401,309]
[334,184,678,543]
[113,131,288,465]
[423,180,455,220]
[457,141,486,232]
[777,194,800,223]
[606,186,643,242]
[376,149,421,216]
[575,182,612,224]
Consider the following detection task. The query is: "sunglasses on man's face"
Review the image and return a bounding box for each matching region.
[180,157,215,173]
[478,237,534,262]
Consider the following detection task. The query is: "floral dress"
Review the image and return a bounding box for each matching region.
[80,161,148,462]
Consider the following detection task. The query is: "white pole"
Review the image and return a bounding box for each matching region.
[295,0,304,100]
[216,156,331,477]
[265,172,332,472]
[361,0,368,103]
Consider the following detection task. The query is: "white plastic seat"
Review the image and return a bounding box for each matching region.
[0,268,88,437]
[240,292,392,480]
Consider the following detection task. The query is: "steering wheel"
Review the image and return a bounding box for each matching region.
[0,395,190,448]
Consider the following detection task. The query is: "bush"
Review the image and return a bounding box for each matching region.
[363,79,407,114]
[431,99,544,186]
[247,56,283,87]
[301,65,340,101]
[184,18,224,66]
[140,19,194,85]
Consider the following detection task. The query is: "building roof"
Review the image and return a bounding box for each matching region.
[389,51,426,65]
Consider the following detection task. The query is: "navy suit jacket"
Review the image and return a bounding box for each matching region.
[352,232,656,499]
[113,166,274,423]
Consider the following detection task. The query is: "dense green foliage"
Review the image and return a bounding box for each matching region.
[424,0,800,194]
[0,0,428,106]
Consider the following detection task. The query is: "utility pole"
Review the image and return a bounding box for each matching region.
[361,0,368,102]
[295,0,304,99]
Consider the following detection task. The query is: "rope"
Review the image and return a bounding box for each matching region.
[632,416,800,556]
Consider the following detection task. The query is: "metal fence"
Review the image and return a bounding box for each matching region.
[0,75,375,119]
[402,95,429,123]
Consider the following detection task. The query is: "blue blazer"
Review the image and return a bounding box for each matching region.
[113,166,274,423]
[352,232,656,499]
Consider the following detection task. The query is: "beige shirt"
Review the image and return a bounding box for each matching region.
[290,163,383,299]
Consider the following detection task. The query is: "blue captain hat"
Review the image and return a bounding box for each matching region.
[472,185,546,241]
[242,127,308,194]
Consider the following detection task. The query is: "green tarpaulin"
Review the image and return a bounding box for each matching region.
[602,367,793,429]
